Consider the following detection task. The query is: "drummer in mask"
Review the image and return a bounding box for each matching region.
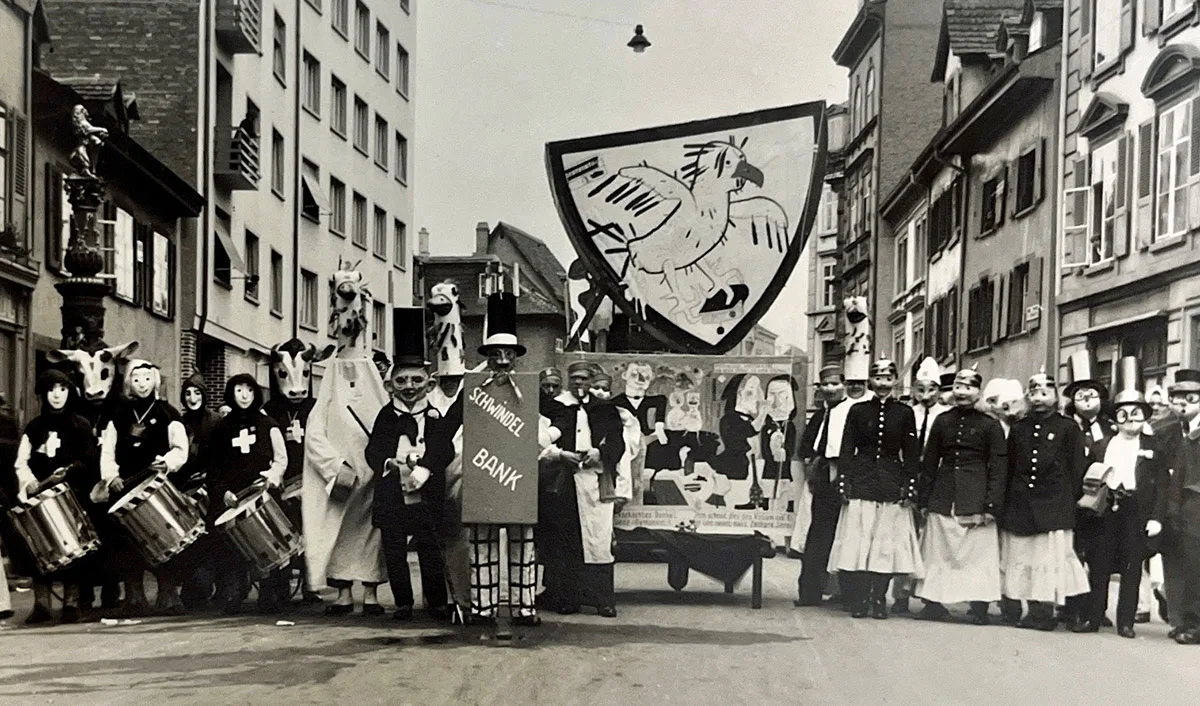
[98,360,189,617]
[204,374,288,614]
[12,369,98,624]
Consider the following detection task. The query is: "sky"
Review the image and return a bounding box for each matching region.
[414,0,857,349]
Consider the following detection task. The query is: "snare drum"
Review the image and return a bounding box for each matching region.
[6,483,100,575]
[215,490,301,577]
[108,473,206,566]
[280,476,302,502]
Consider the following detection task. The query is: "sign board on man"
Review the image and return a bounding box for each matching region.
[461,371,539,524]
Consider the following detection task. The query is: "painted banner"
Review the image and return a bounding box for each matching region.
[546,102,827,354]
[556,352,806,535]
[461,372,539,525]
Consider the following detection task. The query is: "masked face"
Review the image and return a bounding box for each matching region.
[568,370,592,400]
[1073,388,1102,419]
[540,378,562,398]
[590,379,612,400]
[953,382,981,409]
[870,372,896,398]
[1001,395,1027,424]
[233,382,256,410]
[46,382,71,411]
[913,380,939,407]
[765,380,795,420]
[846,380,867,400]
[1170,392,1200,422]
[819,377,846,404]
[184,386,204,411]
[623,363,653,397]
[375,358,391,380]
[487,347,516,373]
[981,395,1000,417]
[390,366,430,407]
[736,376,763,415]
[1027,386,1058,413]
[129,368,157,399]
[1113,405,1147,436]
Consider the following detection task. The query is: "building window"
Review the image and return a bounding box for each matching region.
[150,231,174,319]
[1089,137,1121,264]
[270,249,284,315]
[329,176,346,235]
[111,207,136,302]
[912,321,925,357]
[271,129,285,197]
[1092,318,1168,390]
[980,171,1005,234]
[864,61,876,122]
[821,261,836,308]
[852,79,862,134]
[374,115,389,169]
[895,230,909,295]
[1014,141,1044,214]
[1006,262,1030,337]
[967,278,995,351]
[352,192,367,248]
[353,96,369,154]
[373,300,387,352]
[1164,0,1190,23]
[330,76,347,137]
[300,269,319,330]
[273,13,286,84]
[0,105,7,228]
[303,52,321,116]
[393,219,411,270]
[395,132,408,183]
[1093,0,1122,69]
[1157,100,1191,241]
[893,327,906,369]
[818,184,837,233]
[244,231,260,302]
[332,0,349,37]
[373,206,387,258]
[375,23,390,78]
[397,43,410,96]
[354,1,370,59]
[214,211,232,288]
[930,177,964,253]
[914,214,928,281]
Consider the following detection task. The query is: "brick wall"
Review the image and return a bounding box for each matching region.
[199,336,227,410]
[42,0,201,185]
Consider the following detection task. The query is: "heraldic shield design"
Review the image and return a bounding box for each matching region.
[546,102,828,354]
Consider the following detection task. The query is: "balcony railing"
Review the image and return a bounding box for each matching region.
[215,0,262,55]
[213,127,260,191]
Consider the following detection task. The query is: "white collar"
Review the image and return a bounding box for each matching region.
[392,399,430,416]
[555,391,590,407]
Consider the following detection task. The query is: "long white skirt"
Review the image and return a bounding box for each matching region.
[999,530,1089,603]
[914,512,1001,604]
[827,499,924,576]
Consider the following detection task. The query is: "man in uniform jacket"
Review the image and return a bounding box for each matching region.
[828,358,922,619]
[914,367,1007,624]
[795,365,846,607]
[1164,368,1200,643]
[999,371,1089,631]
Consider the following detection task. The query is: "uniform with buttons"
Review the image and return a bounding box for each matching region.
[1001,411,1087,535]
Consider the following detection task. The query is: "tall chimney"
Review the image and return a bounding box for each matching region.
[418,227,430,256]
[475,221,490,255]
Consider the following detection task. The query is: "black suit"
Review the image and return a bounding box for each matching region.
[796,404,840,605]
[1164,423,1200,630]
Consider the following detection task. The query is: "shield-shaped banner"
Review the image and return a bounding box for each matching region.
[546,102,827,354]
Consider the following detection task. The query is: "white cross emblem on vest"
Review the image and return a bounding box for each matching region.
[38,431,62,459]
[232,427,257,454]
[287,419,305,443]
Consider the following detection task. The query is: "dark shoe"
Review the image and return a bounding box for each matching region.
[362,603,385,617]
[301,591,324,604]
[1117,625,1136,639]
[60,606,80,624]
[467,613,497,627]
[556,605,580,615]
[597,606,618,618]
[793,598,821,607]
[324,603,353,616]
[970,612,990,626]
[1135,611,1151,624]
[1018,616,1057,632]
[24,605,53,625]
[871,600,888,620]
[512,614,542,627]
[392,606,414,621]
[786,549,803,560]
[914,604,951,622]
[891,597,910,615]
[1168,626,1185,639]
[1101,616,1114,628]
[1071,619,1100,633]
[849,604,869,619]
[1175,628,1200,645]
[221,600,242,616]
[426,605,453,622]
[119,600,150,618]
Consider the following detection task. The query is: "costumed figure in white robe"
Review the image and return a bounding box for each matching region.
[302,263,387,615]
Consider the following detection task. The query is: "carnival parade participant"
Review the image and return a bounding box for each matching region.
[913,366,1007,624]
[177,373,221,610]
[795,365,849,607]
[540,368,563,399]
[1072,358,1167,638]
[611,362,667,505]
[467,291,540,626]
[98,360,189,617]
[540,363,627,617]
[998,370,1089,630]
[11,370,99,623]
[364,307,454,621]
[203,374,288,614]
[828,357,922,619]
[939,371,957,407]
[302,263,388,616]
[1164,368,1200,643]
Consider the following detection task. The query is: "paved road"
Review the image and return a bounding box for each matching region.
[1,558,1196,706]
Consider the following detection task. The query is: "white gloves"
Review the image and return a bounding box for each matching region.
[1147,520,1163,538]
[404,466,431,493]
[260,468,283,488]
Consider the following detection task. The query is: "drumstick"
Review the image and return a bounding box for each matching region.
[346,406,371,436]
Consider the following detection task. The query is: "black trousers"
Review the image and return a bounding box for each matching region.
[380,521,448,610]
[1085,500,1145,628]
[797,477,840,604]
[1167,493,1200,629]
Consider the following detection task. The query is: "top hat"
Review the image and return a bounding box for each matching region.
[954,364,983,389]
[939,371,958,392]
[1063,349,1109,400]
[1111,356,1151,416]
[915,357,941,384]
[391,307,428,368]
[1170,368,1200,395]
[478,292,526,356]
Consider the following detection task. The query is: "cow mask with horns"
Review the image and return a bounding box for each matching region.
[46,340,140,404]
[269,338,335,403]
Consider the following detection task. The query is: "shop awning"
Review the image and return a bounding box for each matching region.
[214,222,247,274]
[302,174,330,217]
[1081,310,1166,336]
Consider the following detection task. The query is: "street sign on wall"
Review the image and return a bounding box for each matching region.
[461,371,539,524]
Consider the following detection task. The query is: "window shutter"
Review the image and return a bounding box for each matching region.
[143,227,154,313]
[1062,158,1091,268]
[996,164,1007,227]
[1034,138,1046,206]
[1190,96,1200,231]
[168,236,177,318]
[133,223,148,306]
[1136,118,1156,249]
[1080,0,1094,80]
[990,273,1005,343]
[12,111,27,203]
[1114,132,1131,258]
[1119,0,1135,54]
[45,166,62,271]
[996,272,1010,342]
[1144,0,1161,35]
[1027,257,1044,332]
